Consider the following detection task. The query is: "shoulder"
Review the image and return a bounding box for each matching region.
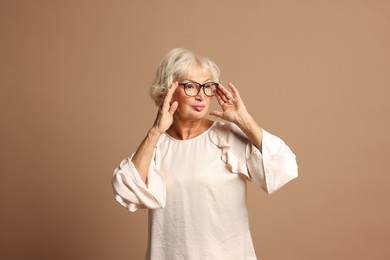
[208,121,249,167]
[155,133,167,147]
[209,121,248,147]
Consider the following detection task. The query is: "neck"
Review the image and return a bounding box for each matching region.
[167,118,213,140]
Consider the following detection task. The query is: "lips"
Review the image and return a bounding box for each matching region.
[192,105,205,112]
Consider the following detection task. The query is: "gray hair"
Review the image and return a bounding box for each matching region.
[150,48,220,106]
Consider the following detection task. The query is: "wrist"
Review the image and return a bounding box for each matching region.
[236,113,253,129]
[148,126,163,139]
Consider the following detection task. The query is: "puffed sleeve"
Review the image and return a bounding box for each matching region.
[111,151,166,212]
[246,129,298,194]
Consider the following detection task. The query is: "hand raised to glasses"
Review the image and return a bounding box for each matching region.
[153,82,179,134]
[209,82,250,125]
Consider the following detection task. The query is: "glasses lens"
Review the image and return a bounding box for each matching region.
[184,82,200,96]
[204,83,218,96]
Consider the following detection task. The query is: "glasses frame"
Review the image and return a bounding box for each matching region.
[179,81,219,97]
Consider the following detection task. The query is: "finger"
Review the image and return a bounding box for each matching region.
[216,88,228,103]
[219,89,231,104]
[162,82,178,109]
[209,110,223,118]
[217,84,234,100]
[215,91,225,106]
[228,82,240,97]
[167,81,178,99]
[169,101,178,114]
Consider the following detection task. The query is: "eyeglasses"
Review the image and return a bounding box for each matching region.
[179,81,219,97]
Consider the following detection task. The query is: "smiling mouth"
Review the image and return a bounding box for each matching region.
[192,105,205,112]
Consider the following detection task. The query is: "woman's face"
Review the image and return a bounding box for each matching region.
[172,67,213,122]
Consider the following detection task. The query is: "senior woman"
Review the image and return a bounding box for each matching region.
[112,48,298,260]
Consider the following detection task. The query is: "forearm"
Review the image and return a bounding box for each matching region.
[131,127,162,184]
[236,113,263,153]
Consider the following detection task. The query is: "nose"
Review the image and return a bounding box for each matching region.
[195,88,205,100]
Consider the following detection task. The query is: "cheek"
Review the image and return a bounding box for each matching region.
[172,90,188,104]
[205,98,212,107]
[170,97,177,106]
[171,92,184,107]
[173,96,190,111]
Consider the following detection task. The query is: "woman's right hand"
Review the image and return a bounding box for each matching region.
[152,82,179,134]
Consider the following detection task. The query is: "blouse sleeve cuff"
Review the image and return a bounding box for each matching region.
[254,129,298,194]
[112,154,166,212]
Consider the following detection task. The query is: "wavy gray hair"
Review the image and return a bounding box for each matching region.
[150,48,220,106]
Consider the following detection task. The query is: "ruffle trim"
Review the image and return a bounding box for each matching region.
[208,122,251,180]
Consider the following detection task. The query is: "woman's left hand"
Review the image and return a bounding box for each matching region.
[209,82,250,125]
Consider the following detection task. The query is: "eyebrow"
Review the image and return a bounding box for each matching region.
[183,78,212,83]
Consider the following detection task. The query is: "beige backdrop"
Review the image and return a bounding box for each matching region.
[1,0,389,259]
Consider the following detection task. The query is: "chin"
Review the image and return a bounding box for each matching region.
[188,110,208,120]
[190,114,206,120]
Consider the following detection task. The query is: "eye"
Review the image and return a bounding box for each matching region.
[204,83,217,89]
[203,83,213,89]
[184,82,196,90]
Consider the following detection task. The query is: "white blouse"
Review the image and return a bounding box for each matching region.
[112,121,298,260]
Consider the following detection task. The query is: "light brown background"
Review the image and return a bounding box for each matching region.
[1,0,389,259]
